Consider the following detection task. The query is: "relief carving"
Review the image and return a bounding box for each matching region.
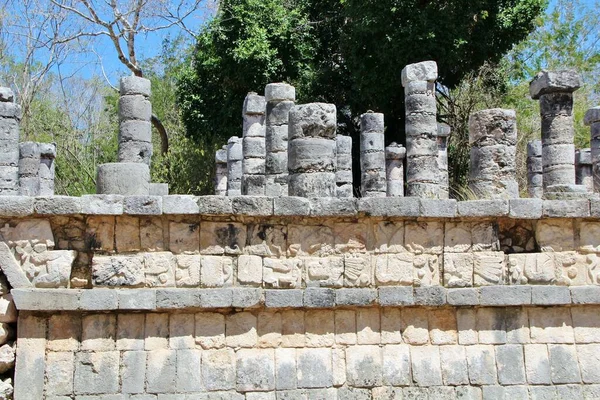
[200,256,233,287]
[175,255,200,287]
[144,252,176,287]
[473,252,505,286]
[374,253,413,285]
[287,225,334,257]
[304,257,343,287]
[344,254,371,287]
[263,258,302,288]
[443,253,473,287]
[370,221,405,253]
[413,254,439,286]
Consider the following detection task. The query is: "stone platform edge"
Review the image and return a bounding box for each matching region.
[0,195,599,219]
[11,285,600,312]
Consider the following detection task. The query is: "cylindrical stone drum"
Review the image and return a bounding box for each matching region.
[360,112,386,197]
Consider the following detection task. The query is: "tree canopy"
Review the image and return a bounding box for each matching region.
[179,0,547,147]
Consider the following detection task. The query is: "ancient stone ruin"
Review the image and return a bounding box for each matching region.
[0,65,599,399]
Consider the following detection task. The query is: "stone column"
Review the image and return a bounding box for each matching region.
[288,103,337,197]
[18,142,40,196]
[575,148,593,192]
[227,136,243,196]
[527,140,543,198]
[401,60,440,198]
[335,135,353,198]
[385,143,405,197]
[360,112,387,197]
[437,123,451,199]
[118,76,153,166]
[0,88,20,195]
[214,146,228,196]
[96,163,150,195]
[530,70,587,198]
[468,109,519,199]
[242,93,267,195]
[585,107,600,192]
[38,143,56,196]
[265,83,295,196]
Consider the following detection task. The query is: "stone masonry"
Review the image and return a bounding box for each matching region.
[527,140,543,198]
[215,145,228,196]
[576,148,593,192]
[437,123,451,199]
[385,142,405,197]
[468,109,519,199]
[360,112,387,197]
[530,70,588,199]
[335,135,353,198]
[227,136,243,196]
[288,103,337,197]
[585,107,600,192]
[0,88,20,196]
[242,93,267,195]
[265,83,295,196]
[402,60,441,198]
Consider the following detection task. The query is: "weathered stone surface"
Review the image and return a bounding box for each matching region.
[346,345,382,387]
[411,345,442,386]
[297,348,332,388]
[236,349,275,391]
[465,345,498,385]
[401,60,438,85]
[96,163,150,195]
[74,351,119,394]
[530,69,582,99]
[203,349,236,390]
[548,344,581,383]
[146,349,177,393]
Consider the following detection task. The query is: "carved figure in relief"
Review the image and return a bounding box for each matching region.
[92,255,144,287]
[374,253,413,285]
[586,254,600,285]
[287,225,334,257]
[344,254,371,287]
[508,253,555,284]
[1,220,76,288]
[200,256,233,287]
[473,252,505,286]
[144,252,176,287]
[264,258,301,288]
[175,255,200,287]
[413,254,439,286]
[554,252,586,286]
[304,257,343,287]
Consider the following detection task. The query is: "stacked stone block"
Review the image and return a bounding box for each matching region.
[242,93,267,195]
[385,143,405,197]
[527,140,543,198]
[401,61,440,198]
[360,112,387,197]
[575,148,593,192]
[118,76,152,165]
[38,143,56,196]
[214,146,228,196]
[0,88,20,195]
[530,70,587,199]
[288,103,337,197]
[227,137,243,196]
[585,106,600,192]
[335,135,353,197]
[468,109,519,199]
[18,142,57,196]
[265,83,295,196]
[437,123,451,199]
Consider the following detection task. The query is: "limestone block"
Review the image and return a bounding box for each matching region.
[47,314,80,351]
[530,69,582,99]
[168,313,195,349]
[87,216,115,252]
[13,315,45,399]
[0,88,14,102]
[413,254,440,286]
[465,345,498,385]
[572,307,600,343]
[74,351,119,394]
[174,254,200,287]
[143,252,176,287]
[473,252,505,286]
[404,221,443,254]
[335,310,356,345]
[401,60,438,85]
[226,312,257,348]
[374,253,413,285]
[202,348,236,390]
[236,348,275,391]
[536,219,574,251]
[169,221,199,254]
[200,222,245,255]
[529,308,574,343]
[119,120,152,144]
[258,311,282,348]
[429,309,458,345]
[121,350,146,394]
[263,258,302,289]
[444,222,472,253]
[81,314,116,351]
[282,310,305,347]
[146,349,177,393]
[92,255,144,287]
[96,162,150,195]
[345,345,382,388]
[288,103,336,140]
[333,223,367,254]
[343,254,372,287]
[379,308,402,344]
[199,256,233,287]
[476,308,506,344]
[237,254,263,285]
[357,308,380,345]
[553,251,589,286]
[176,349,203,392]
[194,312,225,349]
[46,351,74,395]
[577,344,600,383]
[275,347,296,389]
[288,172,336,198]
[116,314,144,351]
[304,257,343,287]
[401,308,429,345]
[138,217,163,251]
[496,344,526,385]
[443,253,474,288]
[440,345,469,385]
[505,308,530,344]
[370,221,405,253]
[411,345,443,386]
[508,253,555,285]
[120,76,151,97]
[379,344,410,386]
[287,225,334,257]
[548,344,581,383]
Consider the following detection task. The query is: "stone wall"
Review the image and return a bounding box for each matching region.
[1,195,600,399]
